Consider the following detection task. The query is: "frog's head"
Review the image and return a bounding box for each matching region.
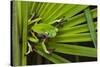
[44,28,58,38]
[32,23,58,38]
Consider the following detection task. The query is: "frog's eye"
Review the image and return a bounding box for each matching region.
[45,32,49,35]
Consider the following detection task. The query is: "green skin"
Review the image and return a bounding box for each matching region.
[26,15,64,55]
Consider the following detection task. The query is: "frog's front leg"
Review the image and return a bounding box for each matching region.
[28,31,39,43]
[41,38,50,54]
[25,31,39,56]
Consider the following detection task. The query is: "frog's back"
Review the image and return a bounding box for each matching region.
[32,23,55,33]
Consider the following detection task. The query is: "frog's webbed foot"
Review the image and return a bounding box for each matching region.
[25,42,33,56]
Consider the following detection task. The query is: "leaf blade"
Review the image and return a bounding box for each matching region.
[84,7,97,48]
[48,43,97,57]
[21,1,28,65]
[50,33,92,42]
[61,8,97,28]
[34,45,70,63]
[12,1,21,66]
[58,22,96,35]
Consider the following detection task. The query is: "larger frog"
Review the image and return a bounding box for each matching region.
[26,13,65,55]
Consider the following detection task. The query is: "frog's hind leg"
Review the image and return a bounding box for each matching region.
[52,16,67,28]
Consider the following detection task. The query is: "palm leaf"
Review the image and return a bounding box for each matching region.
[12,1,21,66]
[48,43,97,57]
[20,1,28,65]
[29,2,97,63]
[58,22,96,35]
[34,45,70,63]
[50,33,92,42]
[84,7,97,48]
[61,8,97,28]
[43,4,75,23]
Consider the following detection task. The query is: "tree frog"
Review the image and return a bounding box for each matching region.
[26,13,65,55]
